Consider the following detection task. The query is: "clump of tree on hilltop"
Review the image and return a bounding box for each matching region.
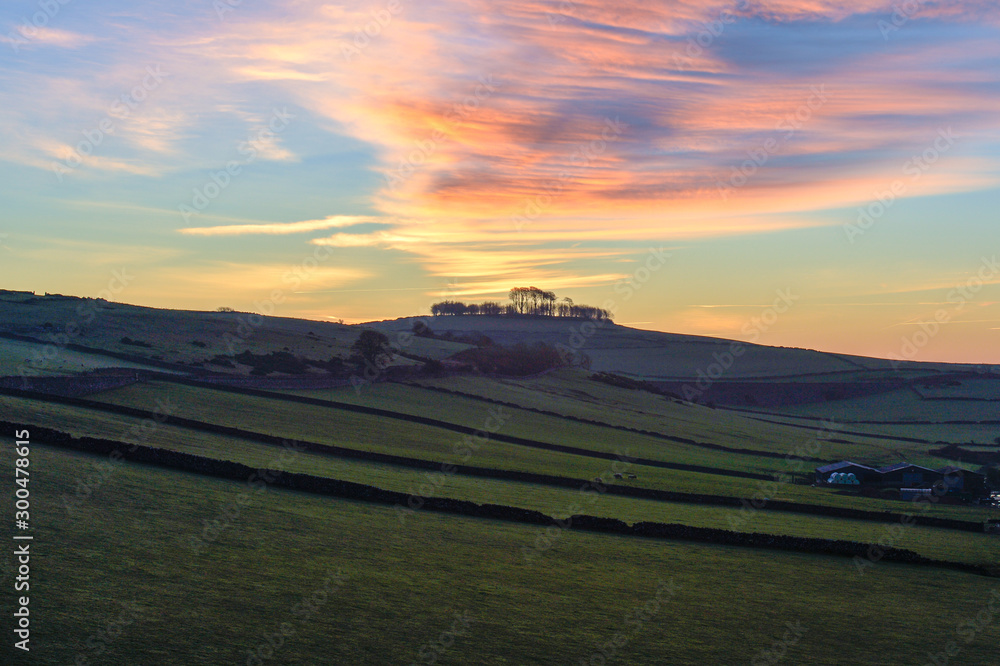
[431,287,612,321]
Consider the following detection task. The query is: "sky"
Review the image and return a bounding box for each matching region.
[1,0,999,363]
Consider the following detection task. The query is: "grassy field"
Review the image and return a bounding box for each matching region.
[89,380,802,477]
[771,387,1000,424]
[404,370,957,464]
[746,406,1000,448]
[3,391,996,557]
[12,380,998,522]
[2,441,997,665]
[0,337,173,376]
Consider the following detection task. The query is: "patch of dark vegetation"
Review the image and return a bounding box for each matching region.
[0,374,140,397]
[207,355,236,368]
[453,341,565,376]
[930,443,1000,466]
[305,356,346,374]
[421,359,444,375]
[652,378,906,409]
[120,336,153,348]
[234,350,310,376]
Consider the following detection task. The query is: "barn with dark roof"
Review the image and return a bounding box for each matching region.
[876,463,943,489]
[814,461,881,485]
[937,466,987,497]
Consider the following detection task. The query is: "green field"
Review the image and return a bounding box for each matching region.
[2,388,995,563]
[404,370,961,464]
[2,442,997,665]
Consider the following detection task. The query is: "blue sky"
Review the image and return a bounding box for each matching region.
[2,0,999,362]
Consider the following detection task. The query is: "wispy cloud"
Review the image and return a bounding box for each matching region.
[4,27,98,49]
[179,215,382,236]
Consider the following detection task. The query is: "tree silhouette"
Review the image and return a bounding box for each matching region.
[351,330,391,367]
[431,288,612,322]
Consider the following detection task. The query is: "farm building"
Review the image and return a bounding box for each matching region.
[814,461,990,500]
[814,461,881,485]
[938,466,988,497]
[876,463,943,489]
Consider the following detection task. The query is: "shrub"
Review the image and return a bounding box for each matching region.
[453,341,565,376]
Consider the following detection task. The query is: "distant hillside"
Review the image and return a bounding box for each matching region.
[0,291,982,385]
[365,315,971,380]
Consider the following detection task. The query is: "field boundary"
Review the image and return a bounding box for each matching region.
[6,420,994,577]
[0,384,774,482]
[0,392,987,532]
[86,377,792,479]
[397,381,834,462]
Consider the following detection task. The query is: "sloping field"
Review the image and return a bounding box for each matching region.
[3,387,994,524]
[3,441,996,665]
[747,387,1000,446]
[86,380,794,478]
[0,294,471,375]
[0,337,171,376]
[773,388,1000,423]
[14,409,997,567]
[405,370,944,465]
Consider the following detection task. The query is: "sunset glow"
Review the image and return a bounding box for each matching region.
[3,0,999,361]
